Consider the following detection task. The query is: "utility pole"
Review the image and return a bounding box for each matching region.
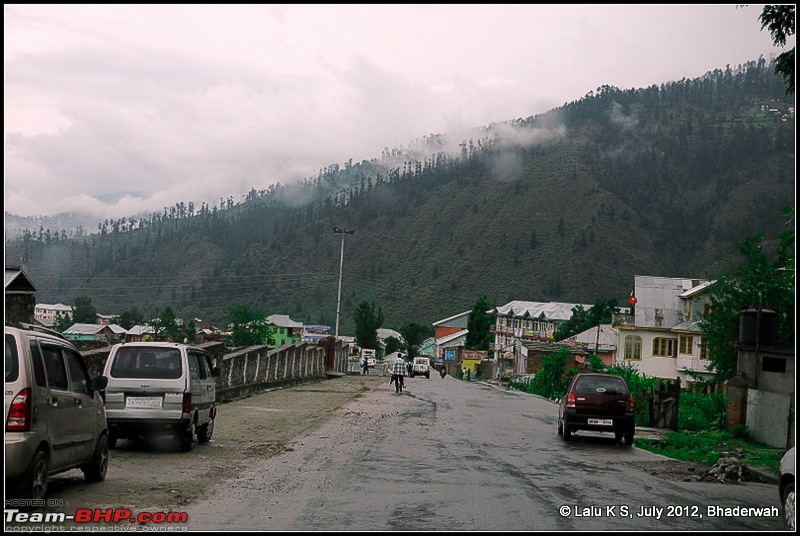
[333,227,355,338]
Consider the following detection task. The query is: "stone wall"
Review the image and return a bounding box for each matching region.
[4,294,36,325]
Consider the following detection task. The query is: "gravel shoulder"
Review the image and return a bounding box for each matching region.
[39,374,387,515]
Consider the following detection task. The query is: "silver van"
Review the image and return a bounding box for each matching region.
[102,342,219,452]
[5,324,109,501]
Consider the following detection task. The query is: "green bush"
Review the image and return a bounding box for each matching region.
[678,391,727,431]
[606,364,657,426]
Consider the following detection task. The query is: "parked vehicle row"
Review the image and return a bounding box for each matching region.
[4,324,219,502]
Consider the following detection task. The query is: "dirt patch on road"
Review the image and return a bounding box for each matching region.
[38,375,387,517]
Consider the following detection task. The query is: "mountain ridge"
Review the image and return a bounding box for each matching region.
[5,58,795,333]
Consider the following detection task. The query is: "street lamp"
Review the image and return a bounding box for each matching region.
[333,227,355,338]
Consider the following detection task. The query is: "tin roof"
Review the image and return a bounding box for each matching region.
[489,301,591,321]
[4,265,36,293]
[432,310,470,328]
[63,323,113,335]
[436,329,468,347]
[266,314,304,329]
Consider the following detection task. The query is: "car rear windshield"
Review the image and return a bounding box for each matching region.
[573,376,628,396]
[5,334,19,383]
[109,347,183,379]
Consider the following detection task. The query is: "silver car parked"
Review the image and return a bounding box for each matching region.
[102,342,219,452]
[5,324,109,502]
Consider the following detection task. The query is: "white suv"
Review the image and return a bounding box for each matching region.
[5,324,110,502]
[411,356,431,379]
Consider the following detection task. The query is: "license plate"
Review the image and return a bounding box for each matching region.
[587,418,613,426]
[126,396,162,409]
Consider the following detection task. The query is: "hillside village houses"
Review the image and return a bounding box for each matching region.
[427,275,717,384]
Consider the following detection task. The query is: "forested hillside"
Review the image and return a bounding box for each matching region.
[5,58,795,333]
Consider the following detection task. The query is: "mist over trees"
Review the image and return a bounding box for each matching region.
[6,59,795,332]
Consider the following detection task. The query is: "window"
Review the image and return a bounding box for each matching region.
[679,335,694,355]
[5,334,19,382]
[625,336,642,360]
[65,349,89,394]
[762,356,786,373]
[41,344,68,390]
[188,354,199,381]
[193,353,209,379]
[29,341,47,387]
[700,339,710,361]
[652,338,677,357]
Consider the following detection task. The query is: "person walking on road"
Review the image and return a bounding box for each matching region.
[362,356,370,375]
[392,354,407,394]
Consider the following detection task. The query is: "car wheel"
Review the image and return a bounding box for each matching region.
[197,417,214,443]
[624,432,634,446]
[18,450,49,501]
[82,433,109,482]
[563,427,572,441]
[783,482,795,531]
[181,421,195,452]
[426,372,430,379]
[557,417,563,436]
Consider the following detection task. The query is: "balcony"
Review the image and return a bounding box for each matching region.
[613,313,635,327]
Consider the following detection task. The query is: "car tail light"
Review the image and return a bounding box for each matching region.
[566,392,576,409]
[626,396,635,412]
[182,393,192,414]
[7,388,32,432]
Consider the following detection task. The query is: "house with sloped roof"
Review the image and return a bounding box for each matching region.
[562,324,620,367]
[125,324,155,342]
[612,275,714,382]
[63,323,124,343]
[267,314,305,347]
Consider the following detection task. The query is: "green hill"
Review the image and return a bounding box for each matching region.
[6,58,795,334]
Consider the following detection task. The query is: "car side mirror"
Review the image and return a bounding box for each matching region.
[90,376,109,392]
[211,366,221,377]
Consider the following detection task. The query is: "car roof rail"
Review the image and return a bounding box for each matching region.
[14,322,68,341]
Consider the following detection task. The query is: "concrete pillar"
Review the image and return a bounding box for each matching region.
[726,375,749,431]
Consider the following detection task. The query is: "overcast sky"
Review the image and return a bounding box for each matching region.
[4,4,792,220]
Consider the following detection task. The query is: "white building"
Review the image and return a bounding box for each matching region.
[34,303,73,327]
[613,275,714,383]
[488,301,591,360]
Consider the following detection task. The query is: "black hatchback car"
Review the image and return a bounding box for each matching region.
[557,373,635,445]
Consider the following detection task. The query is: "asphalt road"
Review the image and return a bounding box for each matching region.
[183,374,784,531]
[5,372,784,531]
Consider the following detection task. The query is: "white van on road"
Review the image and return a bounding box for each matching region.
[102,342,220,452]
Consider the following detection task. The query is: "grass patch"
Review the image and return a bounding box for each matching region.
[635,430,785,471]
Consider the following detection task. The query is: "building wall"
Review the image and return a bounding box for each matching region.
[615,328,712,381]
[746,389,794,449]
[5,294,36,325]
